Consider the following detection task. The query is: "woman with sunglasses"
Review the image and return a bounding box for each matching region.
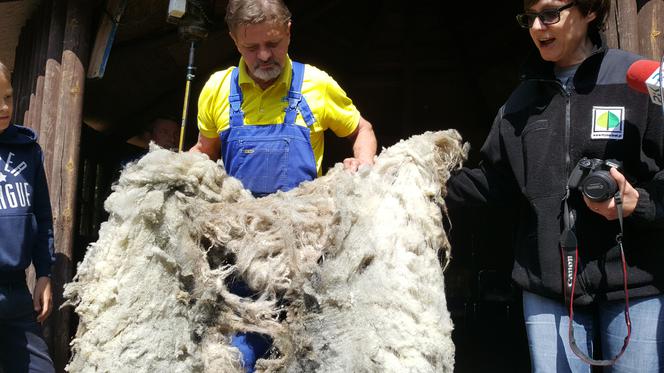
[447,1,664,371]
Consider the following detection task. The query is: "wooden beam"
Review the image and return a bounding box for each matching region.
[638,0,664,60]
[88,0,127,78]
[39,0,67,182]
[13,17,32,123]
[48,0,95,370]
[39,58,62,184]
[605,0,639,53]
[25,95,33,128]
[46,0,66,62]
[29,75,44,134]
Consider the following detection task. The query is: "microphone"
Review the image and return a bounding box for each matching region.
[626,60,663,106]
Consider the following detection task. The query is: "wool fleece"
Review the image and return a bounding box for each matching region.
[64,130,467,373]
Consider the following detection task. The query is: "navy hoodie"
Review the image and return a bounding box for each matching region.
[0,124,55,282]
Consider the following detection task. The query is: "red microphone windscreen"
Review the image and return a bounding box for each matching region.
[626,60,660,94]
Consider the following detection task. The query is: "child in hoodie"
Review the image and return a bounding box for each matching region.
[0,61,55,372]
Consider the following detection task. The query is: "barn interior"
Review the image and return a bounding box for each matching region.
[74,1,535,370]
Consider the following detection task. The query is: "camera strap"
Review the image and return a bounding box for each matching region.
[559,192,631,366]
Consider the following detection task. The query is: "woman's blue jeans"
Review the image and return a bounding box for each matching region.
[523,290,664,373]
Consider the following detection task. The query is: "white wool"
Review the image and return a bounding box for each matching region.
[64,131,467,373]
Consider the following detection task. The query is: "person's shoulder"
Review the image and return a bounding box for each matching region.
[302,63,334,84]
[604,49,643,71]
[598,49,645,84]
[205,66,237,87]
[606,48,642,62]
[0,124,38,146]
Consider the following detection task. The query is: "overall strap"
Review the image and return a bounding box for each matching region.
[283,61,316,126]
[228,67,245,128]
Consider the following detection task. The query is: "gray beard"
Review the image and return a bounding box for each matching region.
[252,64,282,82]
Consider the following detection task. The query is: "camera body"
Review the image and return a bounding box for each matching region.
[568,158,622,202]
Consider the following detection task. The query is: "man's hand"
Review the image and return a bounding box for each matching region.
[33,276,52,323]
[189,134,221,161]
[584,168,639,220]
[343,116,376,172]
[342,157,372,172]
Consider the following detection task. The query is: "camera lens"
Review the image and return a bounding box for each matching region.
[581,171,617,201]
[579,158,592,167]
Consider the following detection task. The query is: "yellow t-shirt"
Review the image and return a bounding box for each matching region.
[197,57,360,175]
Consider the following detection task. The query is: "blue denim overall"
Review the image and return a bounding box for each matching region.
[220,61,317,197]
[223,62,316,371]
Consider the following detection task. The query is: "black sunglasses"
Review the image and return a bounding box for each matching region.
[516,2,576,29]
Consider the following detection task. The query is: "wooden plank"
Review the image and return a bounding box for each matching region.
[25,265,36,297]
[49,0,95,368]
[39,0,67,182]
[37,0,67,355]
[88,0,127,78]
[25,93,34,127]
[638,0,664,60]
[28,6,42,102]
[50,49,85,373]
[605,0,639,53]
[31,75,44,134]
[39,58,61,185]
[46,0,67,62]
[23,107,29,127]
[37,0,52,76]
[14,20,31,124]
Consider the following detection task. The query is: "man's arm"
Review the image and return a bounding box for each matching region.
[190,134,221,161]
[343,116,376,171]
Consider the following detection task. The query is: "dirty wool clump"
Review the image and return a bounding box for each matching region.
[64,130,468,373]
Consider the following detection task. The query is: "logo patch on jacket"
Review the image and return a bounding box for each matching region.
[591,106,624,140]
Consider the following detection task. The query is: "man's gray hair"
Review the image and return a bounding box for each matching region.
[225,0,291,34]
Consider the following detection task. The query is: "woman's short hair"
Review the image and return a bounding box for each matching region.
[522,0,610,32]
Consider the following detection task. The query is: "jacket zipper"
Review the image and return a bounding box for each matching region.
[533,79,572,196]
[562,83,572,192]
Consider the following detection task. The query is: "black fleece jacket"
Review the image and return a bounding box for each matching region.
[447,38,664,305]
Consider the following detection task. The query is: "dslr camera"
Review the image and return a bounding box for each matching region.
[567,158,622,202]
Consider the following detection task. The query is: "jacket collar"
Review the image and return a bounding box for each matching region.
[519,31,607,83]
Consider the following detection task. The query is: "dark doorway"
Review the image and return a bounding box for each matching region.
[79,1,535,371]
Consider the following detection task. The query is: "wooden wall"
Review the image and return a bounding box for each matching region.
[606,0,664,59]
[11,0,96,371]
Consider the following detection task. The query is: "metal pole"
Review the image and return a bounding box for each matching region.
[178,39,197,152]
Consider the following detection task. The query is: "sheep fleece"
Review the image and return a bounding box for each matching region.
[64,130,467,373]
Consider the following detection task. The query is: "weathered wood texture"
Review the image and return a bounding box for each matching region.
[606,0,664,59]
[40,0,67,185]
[606,0,640,53]
[87,0,127,78]
[10,0,92,371]
[29,75,44,134]
[47,0,94,369]
[638,0,664,60]
[40,59,62,182]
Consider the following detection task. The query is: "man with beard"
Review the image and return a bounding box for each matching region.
[191,0,376,198]
[189,1,376,371]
